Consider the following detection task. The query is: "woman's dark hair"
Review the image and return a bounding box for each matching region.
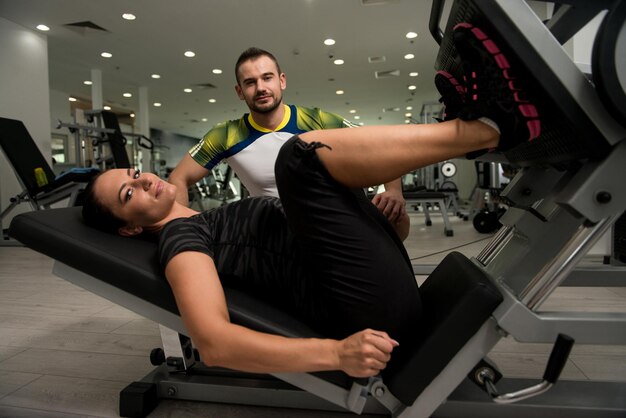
[235,47,282,84]
[81,172,127,234]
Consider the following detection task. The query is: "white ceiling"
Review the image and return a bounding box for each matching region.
[0,0,447,139]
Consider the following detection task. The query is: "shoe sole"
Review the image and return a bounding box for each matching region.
[435,70,465,121]
[453,22,541,142]
[435,70,465,97]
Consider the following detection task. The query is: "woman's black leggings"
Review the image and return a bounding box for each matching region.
[275,136,422,347]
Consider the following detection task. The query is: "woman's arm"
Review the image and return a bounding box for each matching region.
[165,251,399,377]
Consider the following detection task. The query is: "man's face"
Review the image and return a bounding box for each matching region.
[235,55,286,114]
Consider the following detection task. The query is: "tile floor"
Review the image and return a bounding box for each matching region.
[0,212,624,417]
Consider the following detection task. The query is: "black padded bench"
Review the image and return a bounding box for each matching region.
[9,206,503,417]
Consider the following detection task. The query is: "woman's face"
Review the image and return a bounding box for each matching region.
[94,168,177,230]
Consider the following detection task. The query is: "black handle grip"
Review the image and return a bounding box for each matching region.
[543,334,575,383]
[139,135,154,150]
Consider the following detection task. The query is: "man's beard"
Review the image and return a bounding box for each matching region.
[248,92,282,114]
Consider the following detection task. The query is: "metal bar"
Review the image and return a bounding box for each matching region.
[520,215,618,309]
[429,0,446,44]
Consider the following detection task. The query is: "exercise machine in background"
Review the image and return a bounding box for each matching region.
[57,109,155,172]
[0,117,99,243]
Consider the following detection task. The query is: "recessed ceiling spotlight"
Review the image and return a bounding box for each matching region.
[409,72,419,77]
[151,74,161,79]
[405,119,411,124]
[122,13,136,20]
[101,52,112,58]
[83,80,92,85]
[36,24,50,31]
[334,59,344,65]
[349,109,357,114]
[208,99,216,103]
[404,54,415,60]
[103,105,111,110]
[130,113,135,118]
[406,32,418,39]
[336,90,344,95]
[406,106,413,110]
[405,112,412,117]
[123,93,132,98]
[212,69,223,74]
[184,51,196,58]
[201,118,208,122]
[184,88,192,93]
[68,97,77,102]
[153,102,162,107]
[324,38,336,46]
[408,85,417,90]
[354,116,360,120]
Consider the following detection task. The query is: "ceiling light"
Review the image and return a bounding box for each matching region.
[333,59,344,65]
[123,93,132,98]
[212,69,223,74]
[406,32,418,39]
[408,85,416,90]
[324,38,336,46]
[354,116,360,120]
[405,119,411,124]
[151,74,161,79]
[208,99,216,103]
[122,13,136,20]
[130,113,135,118]
[101,52,112,58]
[184,51,196,58]
[83,80,92,85]
[349,109,357,114]
[153,102,162,107]
[409,72,419,77]
[336,90,344,95]
[68,97,77,102]
[36,24,50,31]
[184,88,192,93]
[405,112,412,117]
[103,105,111,110]
[404,54,415,60]
[406,106,413,110]
[201,118,208,122]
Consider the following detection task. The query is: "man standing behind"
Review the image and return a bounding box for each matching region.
[168,47,407,231]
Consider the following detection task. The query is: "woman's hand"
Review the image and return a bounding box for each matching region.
[337,329,399,377]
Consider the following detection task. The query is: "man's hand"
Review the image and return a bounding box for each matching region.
[336,329,399,377]
[371,189,406,224]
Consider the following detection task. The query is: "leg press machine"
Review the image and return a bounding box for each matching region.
[8,0,626,416]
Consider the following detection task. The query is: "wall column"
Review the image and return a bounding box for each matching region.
[90,68,103,110]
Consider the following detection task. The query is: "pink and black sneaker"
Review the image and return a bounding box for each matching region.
[453,22,541,151]
[434,70,465,121]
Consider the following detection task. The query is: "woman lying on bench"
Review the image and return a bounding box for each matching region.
[81,24,539,379]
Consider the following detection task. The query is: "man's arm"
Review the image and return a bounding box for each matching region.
[168,154,211,206]
[166,251,399,378]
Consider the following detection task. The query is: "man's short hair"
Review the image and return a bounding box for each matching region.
[235,47,282,84]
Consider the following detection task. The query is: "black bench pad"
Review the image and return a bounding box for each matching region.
[8,207,321,339]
